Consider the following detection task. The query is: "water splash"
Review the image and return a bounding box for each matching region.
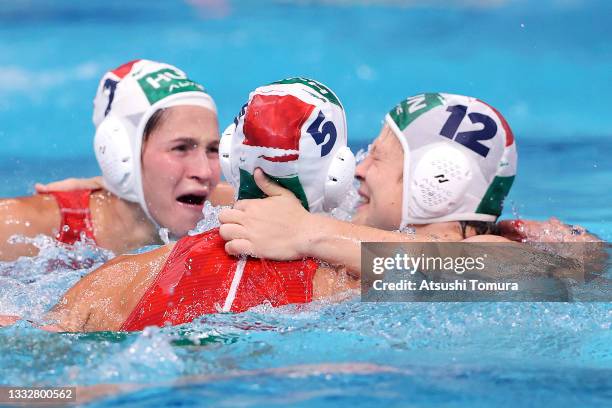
[89,326,184,384]
[158,228,171,245]
[330,148,367,222]
[0,234,113,319]
[189,201,230,235]
[2,233,113,279]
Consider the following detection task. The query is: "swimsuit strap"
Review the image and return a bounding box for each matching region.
[48,189,99,244]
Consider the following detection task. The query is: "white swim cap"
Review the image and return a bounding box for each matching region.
[385,93,517,228]
[92,59,217,223]
[220,78,355,213]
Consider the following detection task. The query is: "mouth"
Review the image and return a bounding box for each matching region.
[176,193,207,207]
[356,190,370,209]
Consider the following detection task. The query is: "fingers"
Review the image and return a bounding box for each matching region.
[90,176,105,188]
[34,176,104,193]
[34,183,47,193]
[232,200,251,211]
[497,219,524,232]
[253,168,289,197]
[218,208,245,224]
[225,239,255,257]
[496,219,526,242]
[35,178,77,193]
[219,223,248,241]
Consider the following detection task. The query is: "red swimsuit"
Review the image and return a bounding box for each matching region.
[121,228,319,332]
[48,189,97,244]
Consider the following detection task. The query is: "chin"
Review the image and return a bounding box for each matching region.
[168,225,190,239]
[351,212,367,226]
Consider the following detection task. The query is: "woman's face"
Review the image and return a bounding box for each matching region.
[141,105,220,237]
[352,125,404,230]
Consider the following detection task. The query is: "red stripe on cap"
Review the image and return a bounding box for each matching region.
[111,59,141,79]
[478,99,514,147]
[243,94,315,151]
[262,154,299,163]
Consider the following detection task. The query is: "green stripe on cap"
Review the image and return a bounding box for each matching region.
[238,169,310,211]
[138,68,205,105]
[476,175,515,217]
[389,93,444,131]
[271,77,341,108]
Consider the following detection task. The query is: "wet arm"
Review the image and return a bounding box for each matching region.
[0,195,60,260]
[46,245,173,332]
[497,218,602,243]
[298,215,431,277]
[312,265,360,300]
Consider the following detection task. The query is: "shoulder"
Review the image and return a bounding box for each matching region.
[104,244,177,311]
[209,182,235,206]
[49,243,176,332]
[46,261,115,332]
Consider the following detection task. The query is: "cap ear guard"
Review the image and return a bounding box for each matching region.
[219,122,237,189]
[323,146,356,211]
[409,143,473,218]
[387,93,516,227]
[93,115,138,202]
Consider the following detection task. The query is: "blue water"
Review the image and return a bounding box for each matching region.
[0,0,611,406]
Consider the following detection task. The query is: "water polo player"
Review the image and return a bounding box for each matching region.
[0,59,232,260]
[219,93,522,273]
[39,78,359,332]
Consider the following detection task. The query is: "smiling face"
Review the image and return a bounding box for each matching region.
[352,125,404,230]
[141,105,220,237]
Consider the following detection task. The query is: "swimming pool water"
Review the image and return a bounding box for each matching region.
[0,0,611,406]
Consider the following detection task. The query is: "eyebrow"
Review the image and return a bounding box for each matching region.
[168,137,220,149]
[170,137,200,145]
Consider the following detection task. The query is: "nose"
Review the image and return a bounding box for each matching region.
[185,151,213,183]
[354,154,371,183]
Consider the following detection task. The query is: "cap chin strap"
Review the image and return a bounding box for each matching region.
[219,123,355,212]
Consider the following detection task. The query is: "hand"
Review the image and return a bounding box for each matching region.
[219,168,313,260]
[498,217,601,243]
[35,176,105,193]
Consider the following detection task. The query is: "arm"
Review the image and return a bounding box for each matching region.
[218,170,451,277]
[46,244,174,332]
[0,315,20,327]
[497,218,602,243]
[0,195,60,261]
[34,176,105,193]
[312,265,360,300]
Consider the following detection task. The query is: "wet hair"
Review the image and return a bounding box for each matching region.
[142,108,168,143]
[459,221,499,239]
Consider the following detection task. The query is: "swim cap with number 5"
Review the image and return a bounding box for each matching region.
[220,77,355,213]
